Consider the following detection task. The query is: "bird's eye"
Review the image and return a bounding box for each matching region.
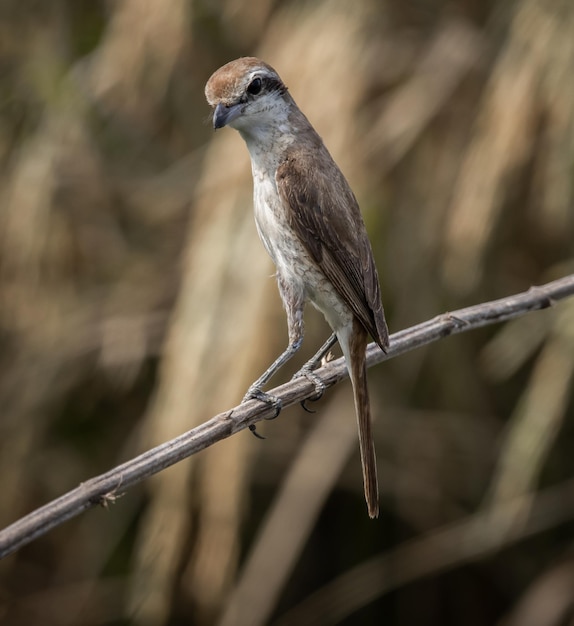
[247,77,262,95]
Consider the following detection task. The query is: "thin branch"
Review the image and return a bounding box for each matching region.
[1,274,573,559]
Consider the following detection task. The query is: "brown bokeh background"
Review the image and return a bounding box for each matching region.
[1,1,574,624]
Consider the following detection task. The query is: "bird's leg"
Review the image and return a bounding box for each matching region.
[242,336,303,415]
[298,332,338,376]
[243,283,304,432]
[293,333,338,412]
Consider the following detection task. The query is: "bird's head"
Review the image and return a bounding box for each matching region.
[205,57,289,133]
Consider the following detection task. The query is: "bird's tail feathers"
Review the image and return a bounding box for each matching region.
[338,320,379,518]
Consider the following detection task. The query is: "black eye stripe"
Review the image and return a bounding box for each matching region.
[244,75,287,100]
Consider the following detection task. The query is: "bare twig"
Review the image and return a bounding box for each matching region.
[0,274,573,559]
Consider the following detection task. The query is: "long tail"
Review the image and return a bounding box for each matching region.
[338,318,379,518]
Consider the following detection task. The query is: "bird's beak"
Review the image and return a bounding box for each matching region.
[213,102,243,129]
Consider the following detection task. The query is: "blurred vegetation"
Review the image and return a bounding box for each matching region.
[1,0,573,624]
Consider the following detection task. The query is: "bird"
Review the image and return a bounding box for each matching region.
[205,57,389,518]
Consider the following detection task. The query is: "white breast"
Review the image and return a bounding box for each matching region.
[252,167,307,283]
[250,162,353,333]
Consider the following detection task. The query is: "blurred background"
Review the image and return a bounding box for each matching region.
[1,0,574,624]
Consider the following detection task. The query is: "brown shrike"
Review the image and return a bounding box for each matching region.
[205,57,389,518]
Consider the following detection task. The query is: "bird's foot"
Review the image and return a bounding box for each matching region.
[248,424,266,439]
[293,366,326,413]
[242,388,282,439]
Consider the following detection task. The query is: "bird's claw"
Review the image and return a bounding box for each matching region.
[293,367,326,413]
[242,388,282,419]
[249,424,266,439]
[243,388,282,438]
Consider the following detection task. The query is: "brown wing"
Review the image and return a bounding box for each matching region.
[276,150,389,351]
